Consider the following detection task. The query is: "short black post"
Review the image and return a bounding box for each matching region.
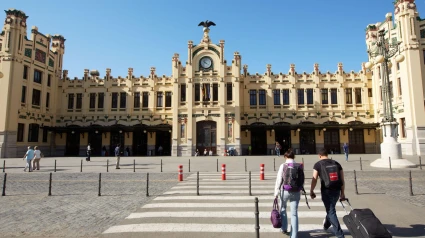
[54,160,57,172]
[1,173,6,196]
[302,157,304,165]
[249,171,252,196]
[389,157,392,170]
[161,159,163,172]
[216,159,218,172]
[2,160,5,172]
[354,170,358,195]
[48,172,52,196]
[189,159,191,172]
[245,158,247,172]
[107,159,109,172]
[273,158,276,172]
[254,197,260,238]
[146,173,149,197]
[80,160,83,172]
[419,156,422,170]
[98,173,102,196]
[197,171,199,196]
[133,159,135,172]
[360,157,363,171]
[409,170,413,196]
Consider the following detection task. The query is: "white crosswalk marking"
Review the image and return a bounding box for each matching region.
[102,172,348,237]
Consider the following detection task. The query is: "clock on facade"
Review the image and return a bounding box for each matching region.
[200,56,213,70]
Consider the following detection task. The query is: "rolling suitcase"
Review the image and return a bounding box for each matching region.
[340,199,392,238]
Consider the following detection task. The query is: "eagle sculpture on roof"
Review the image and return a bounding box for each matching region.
[198,20,216,28]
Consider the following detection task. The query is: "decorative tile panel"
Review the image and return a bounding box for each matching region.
[35,49,46,64]
[24,48,32,58]
[49,58,54,67]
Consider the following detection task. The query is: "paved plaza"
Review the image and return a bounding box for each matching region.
[0,154,424,237]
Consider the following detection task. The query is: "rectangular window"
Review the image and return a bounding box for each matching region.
[397,62,400,70]
[165,92,172,107]
[28,123,39,142]
[202,84,210,101]
[17,123,24,142]
[21,86,26,103]
[345,88,353,104]
[227,123,233,138]
[368,88,373,97]
[321,88,328,104]
[249,90,257,105]
[180,124,185,138]
[98,93,104,109]
[389,81,394,99]
[297,89,304,104]
[157,92,163,107]
[46,92,50,108]
[47,74,51,87]
[34,69,42,84]
[282,89,289,105]
[195,83,200,101]
[120,92,126,108]
[212,84,218,101]
[273,89,280,105]
[76,93,82,109]
[397,77,402,96]
[423,50,425,64]
[142,92,149,108]
[380,86,383,101]
[32,89,41,106]
[23,65,28,79]
[306,89,313,104]
[89,93,96,109]
[42,128,48,142]
[400,118,406,138]
[181,84,186,102]
[259,89,266,105]
[378,66,381,79]
[227,83,233,101]
[111,93,118,108]
[355,88,362,104]
[134,92,140,108]
[331,88,338,104]
[68,94,74,109]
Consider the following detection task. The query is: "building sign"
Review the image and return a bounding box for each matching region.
[194,77,220,83]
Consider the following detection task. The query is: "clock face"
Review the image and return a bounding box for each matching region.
[200,56,212,70]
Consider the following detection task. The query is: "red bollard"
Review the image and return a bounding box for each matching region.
[222,164,226,180]
[260,163,265,180]
[178,165,183,181]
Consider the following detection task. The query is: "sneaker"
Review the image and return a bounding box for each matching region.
[280,229,289,235]
[323,218,331,231]
[116,167,120,169]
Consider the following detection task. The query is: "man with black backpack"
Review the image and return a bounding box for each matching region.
[310,148,345,238]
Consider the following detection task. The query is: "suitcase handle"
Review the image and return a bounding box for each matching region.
[339,198,353,214]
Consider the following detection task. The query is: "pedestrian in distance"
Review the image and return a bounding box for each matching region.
[274,149,305,237]
[32,146,42,171]
[115,144,121,169]
[86,143,91,162]
[275,141,282,156]
[23,146,35,172]
[310,148,345,238]
[343,143,349,162]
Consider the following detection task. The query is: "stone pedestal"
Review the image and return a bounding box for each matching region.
[370,122,417,168]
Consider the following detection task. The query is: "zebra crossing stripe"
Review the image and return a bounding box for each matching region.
[175,181,292,185]
[141,202,339,208]
[103,223,347,233]
[153,195,322,200]
[172,185,278,189]
[125,211,346,219]
[163,190,321,194]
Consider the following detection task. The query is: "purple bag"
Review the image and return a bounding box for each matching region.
[270,197,282,228]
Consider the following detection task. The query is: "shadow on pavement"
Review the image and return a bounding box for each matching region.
[385,224,425,237]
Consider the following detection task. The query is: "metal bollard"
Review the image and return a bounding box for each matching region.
[133,159,135,172]
[249,171,252,196]
[260,164,265,180]
[161,159,163,172]
[409,171,413,196]
[254,197,260,238]
[216,159,218,172]
[80,160,83,172]
[222,164,226,180]
[48,172,52,196]
[2,160,5,172]
[178,165,183,181]
[245,158,247,172]
[419,156,422,170]
[197,171,199,196]
[98,173,102,196]
[354,170,358,195]
[189,159,191,172]
[302,157,304,165]
[54,160,57,172]
[2,173,6,196]
[360,157,363,171]
[273,158,276,171]
[389,157,392,170]
[146,173,149,197]
[107,159,109,172]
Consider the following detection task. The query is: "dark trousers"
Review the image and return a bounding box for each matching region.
[321,189,345,238]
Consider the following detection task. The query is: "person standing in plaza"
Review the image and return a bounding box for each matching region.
[343,143,349,162]
[102,146,106,156]
[115,144,121,169]
[32,146,42,171]
[275,141,282,156]
[23,146,35,172]
[86,143,91,162]
[310,148,345,238]
[158,145,163,156]
[274,149,304,237]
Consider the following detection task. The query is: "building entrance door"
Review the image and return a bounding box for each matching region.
[275,129,291,155]
[324,129,340,154]
[196,121,217,155]
[65,131,80,156]
[349,129,365,153]
[133,130,148,156]
[110,131,125,155]
[156,131,171,156]
[299,129,316,154]
[88,131,102,156]
[251,128,267,155]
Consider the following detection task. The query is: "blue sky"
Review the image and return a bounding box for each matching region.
[7,0,425,78]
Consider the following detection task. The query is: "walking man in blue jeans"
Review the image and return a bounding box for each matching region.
[310,148,345,238]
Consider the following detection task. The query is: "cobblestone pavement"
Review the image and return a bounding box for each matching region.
[0,172,190,237]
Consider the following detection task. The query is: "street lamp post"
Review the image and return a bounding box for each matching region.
[365,29,416,168]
